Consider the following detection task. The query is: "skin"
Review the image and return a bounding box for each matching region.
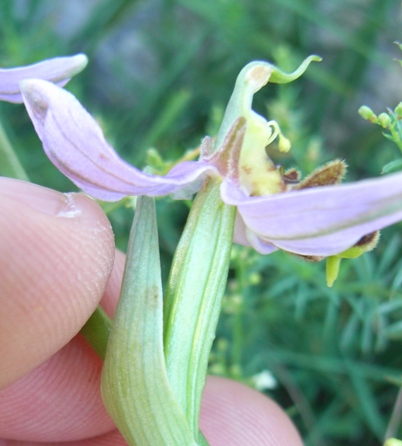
[0,177,303,446]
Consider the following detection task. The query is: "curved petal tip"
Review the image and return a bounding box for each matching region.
[0,54,88,103]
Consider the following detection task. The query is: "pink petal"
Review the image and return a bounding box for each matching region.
[20,79,217,201]
[0,54,88,103]
[233,212,250,246]
[244,228,278,255]
[233,212,277,254]
[221,175,402,256]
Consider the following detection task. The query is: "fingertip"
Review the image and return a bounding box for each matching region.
[0,338,115,442]
[201,376,303,446]
[0,179,115,388]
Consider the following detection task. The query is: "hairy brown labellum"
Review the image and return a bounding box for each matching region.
[354,231,380,250]
[283,168,301,184]
[289,253,325,262]
[294,159,347,190]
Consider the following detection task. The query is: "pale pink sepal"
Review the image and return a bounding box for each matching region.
[20,79,217,201]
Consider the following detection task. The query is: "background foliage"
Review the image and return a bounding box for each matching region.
[1,0,402,444]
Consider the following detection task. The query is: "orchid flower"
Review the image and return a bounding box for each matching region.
[0,54,88,103]
[18,56,402,262]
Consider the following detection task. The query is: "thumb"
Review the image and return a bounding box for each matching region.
[0,178,115,389]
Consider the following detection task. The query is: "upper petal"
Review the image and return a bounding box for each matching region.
[221,175,402,256]
[0,54,88,103]
[20,79,217,201]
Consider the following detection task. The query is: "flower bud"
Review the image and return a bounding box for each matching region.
[358,105,377,123]
[377,112,392,129]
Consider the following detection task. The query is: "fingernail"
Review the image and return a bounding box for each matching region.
[0,177,82,218]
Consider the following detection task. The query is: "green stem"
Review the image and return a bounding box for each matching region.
[389,123,402,153]
[163,179,236,440]
[80,306,112,360]
[0,120,29,181]
[232,254,246,371]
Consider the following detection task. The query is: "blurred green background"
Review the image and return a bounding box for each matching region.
[1,0,402,444]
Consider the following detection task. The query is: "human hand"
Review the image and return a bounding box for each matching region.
[0,177,303,446]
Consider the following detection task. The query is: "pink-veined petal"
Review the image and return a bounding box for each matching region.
[221,175,402,256]
[245,228,278,255]
[20,79,218,201]
[233,212,250,246]
[0,54,88,103]
[233,212,277,254]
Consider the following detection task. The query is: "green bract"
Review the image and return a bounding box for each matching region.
[101,196,198,445]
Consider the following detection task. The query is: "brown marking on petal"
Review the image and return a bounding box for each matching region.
[227,120,246,184]
[354,231,380,250]
[247,66,272,86]
[283,168,301,184]
[206,117,247,180]
[289,253,325,262]
[294,159,347,190]
[241,165,253,175]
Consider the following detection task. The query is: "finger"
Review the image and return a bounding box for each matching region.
[0,338,114,442]
[0,178,115,389]
[201,376,303,446]
[0,253,125,443]
[2,376,302,446]
[0,429,126,446]
[99,250,125,318]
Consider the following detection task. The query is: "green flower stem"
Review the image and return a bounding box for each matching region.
[101,196,197,446]
[163,179,236,440]
[232,253,246,370]
[389,124,402,153]
[80,306,111,360]
[0,120,29,181]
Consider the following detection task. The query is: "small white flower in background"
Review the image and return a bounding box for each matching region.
[252,369,277,391]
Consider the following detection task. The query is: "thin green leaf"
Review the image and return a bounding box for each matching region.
[164,179,236,439]
[382,159,402,174]
[101,196,197,446]
[0,120,29,181]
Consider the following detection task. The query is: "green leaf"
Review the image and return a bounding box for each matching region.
[382,159,402,174]
[163,179,236,439]
[101,196,197,446]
